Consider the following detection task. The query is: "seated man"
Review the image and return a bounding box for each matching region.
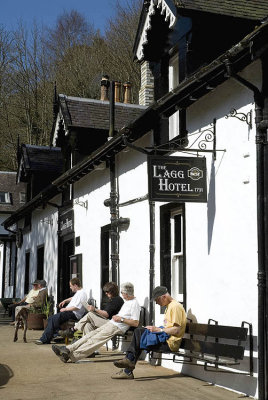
[59,281,124,338]
[35,277,87,345]
[52,282,140,363]
[9,279,40,323]
[111,286,186,379]
[14,279,48,319]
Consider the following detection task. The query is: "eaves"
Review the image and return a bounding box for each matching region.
[2,21,268,229]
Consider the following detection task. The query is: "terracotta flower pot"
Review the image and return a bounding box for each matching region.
[43,318,48,329]
[27,313,45,330]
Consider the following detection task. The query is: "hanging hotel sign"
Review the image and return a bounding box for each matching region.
[148,155,207,203]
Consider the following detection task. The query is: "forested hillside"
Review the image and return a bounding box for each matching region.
[0,0,142,171]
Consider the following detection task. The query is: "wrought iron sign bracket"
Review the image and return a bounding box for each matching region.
[225,108,252,129]
[122,135,151,155]
[122,119,223,160]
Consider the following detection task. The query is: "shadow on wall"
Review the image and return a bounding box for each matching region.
[207,161,216,254]
[0,364,13,387]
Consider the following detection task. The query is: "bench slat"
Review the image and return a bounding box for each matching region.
[185,323,247,341]
[180,338,245,360]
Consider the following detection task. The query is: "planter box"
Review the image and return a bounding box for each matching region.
[27,313,45,330]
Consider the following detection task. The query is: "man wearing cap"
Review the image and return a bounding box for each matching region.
[13,279,48,320]
[9,279,40,323]
[112,285,186,379]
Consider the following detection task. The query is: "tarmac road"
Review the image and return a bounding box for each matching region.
[0,325,246,400]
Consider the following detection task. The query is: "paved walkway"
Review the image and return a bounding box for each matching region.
[0,324,248,400]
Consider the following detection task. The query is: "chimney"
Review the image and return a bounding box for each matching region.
[100,75,110,101]
[139,61,154,106]
[123,82,132,104]
[114,81,121,102]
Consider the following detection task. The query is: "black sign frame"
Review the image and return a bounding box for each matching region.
[148,155,207,203]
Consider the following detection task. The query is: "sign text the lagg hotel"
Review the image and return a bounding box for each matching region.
[148,155,207,203]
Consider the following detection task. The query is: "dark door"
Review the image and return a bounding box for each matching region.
[58,235,74,304]
[101,225,110,308]
[24,251,30,295]
[37,246,44,280]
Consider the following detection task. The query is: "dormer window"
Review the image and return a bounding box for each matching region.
[0,192,12,204]
[19,192,26,203]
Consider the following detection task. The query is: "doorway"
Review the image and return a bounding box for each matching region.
[101,224,111,308]
[58,234,74,304]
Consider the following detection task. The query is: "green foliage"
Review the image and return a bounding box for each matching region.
[41,297,53,319]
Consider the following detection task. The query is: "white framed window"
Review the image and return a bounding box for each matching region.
[19,192,26,203]
[0,192,11,204]
[169,54,180,140]
[170,208,184,303]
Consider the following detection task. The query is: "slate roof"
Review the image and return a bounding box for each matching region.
[174,0,268,20]
[20,145,63,174]
[58,95,146,132]
[0,171,26,213]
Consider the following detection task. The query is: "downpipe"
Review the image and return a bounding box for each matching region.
[149,200,155,324]
[109,82,119,284]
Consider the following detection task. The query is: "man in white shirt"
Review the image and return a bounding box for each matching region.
[36,278,87,345]
[52,282,140,363]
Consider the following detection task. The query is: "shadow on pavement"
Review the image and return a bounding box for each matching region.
[0,364,14,387]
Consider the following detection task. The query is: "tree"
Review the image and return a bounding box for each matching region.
[100,0,143,103]
[0,1,143,170]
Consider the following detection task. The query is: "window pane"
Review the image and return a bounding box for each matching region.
[0,192,11,203]
[174,214,182,253]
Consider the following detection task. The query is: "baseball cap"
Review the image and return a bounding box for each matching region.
[151,286,168,301]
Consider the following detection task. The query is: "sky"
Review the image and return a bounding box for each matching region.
[0,0,119,34]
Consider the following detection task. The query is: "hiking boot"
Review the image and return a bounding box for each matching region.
[52,344,65,356]
[59,352,70,363]
[52,344,70,363]
[113,358,135,370]
[59,328,74,338]
[111,369,134,379]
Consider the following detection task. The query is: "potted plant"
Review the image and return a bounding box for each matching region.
[41,297,53,329]
[27,307,46,330]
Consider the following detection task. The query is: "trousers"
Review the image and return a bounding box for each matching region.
[74,311,108,335]
[126,327,170,366]
[67,322,122,362]
[40,311,77,343]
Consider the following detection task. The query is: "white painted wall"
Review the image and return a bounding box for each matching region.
[152,61,260,397]
[73,60,260,396]
[15,197,60,300]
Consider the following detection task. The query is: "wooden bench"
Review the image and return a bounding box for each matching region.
[149,319,253,376]
[111,306,146,350]
[0,298,21,317]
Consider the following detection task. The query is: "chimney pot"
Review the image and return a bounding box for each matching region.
[100,75,110,101]
[114,81,121,102]
[123,82,132,104]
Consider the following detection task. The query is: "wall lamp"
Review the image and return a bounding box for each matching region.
[74,199,88,210]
